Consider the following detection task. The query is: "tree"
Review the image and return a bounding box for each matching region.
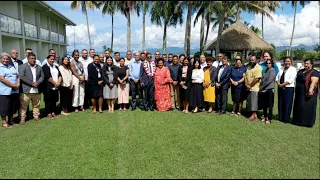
[96,1,119,51]
[118,1,139,51]
[137,1,151,51]
[150,1,183,54]
[314,44,320,52]
[292,48,306,60]
[286,1,310,56]
[258,1,282,40]
[71,1,99,49]
[244,21,262,35]
[193,2,218,55]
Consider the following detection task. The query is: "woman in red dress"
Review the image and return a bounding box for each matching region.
[154,59,173,112]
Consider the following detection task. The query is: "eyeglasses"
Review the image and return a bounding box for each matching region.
[147,57,152,58]
[155,54,160,55]
[217,56,222,57]
[235,59,241,60]
[266,63,272,64]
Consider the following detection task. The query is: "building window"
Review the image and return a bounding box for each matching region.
[50,32,58,42]
[0,14,21,35]
[24,22,37,38]
[59,34,64,43]
[40,28,49,41]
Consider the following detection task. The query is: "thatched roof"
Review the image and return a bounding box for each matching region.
[204,21,273,51]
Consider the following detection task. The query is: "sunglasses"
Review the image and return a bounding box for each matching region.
[147,57,152,58]
[266,63,272,64]
[155,54,160,55]
[217,56,222,57]
[235,59,241,60]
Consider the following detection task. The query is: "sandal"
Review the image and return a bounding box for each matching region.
[207,108,213,113]
[265,120,271,124]
[75,109,79,113]
[2,122,11,129]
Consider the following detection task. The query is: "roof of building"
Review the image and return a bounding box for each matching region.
[204,21,273,51]
[23,1,76,26]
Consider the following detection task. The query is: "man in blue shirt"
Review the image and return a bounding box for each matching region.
[260,51,279,75]
[129,52,142,111]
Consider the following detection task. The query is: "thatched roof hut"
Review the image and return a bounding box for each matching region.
[204,21,273,51]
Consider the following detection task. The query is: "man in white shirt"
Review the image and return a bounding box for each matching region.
[22,48,41,66]
[200,54,207,70]
[125,51,134,66]
[89,48,95,61]
[41,49,59,67]
[79,49,93,109]
[18,52,44,124]
[113,52,121,67]
[104,49,111,61]
[9,49,23,71]
[212,53,224,68]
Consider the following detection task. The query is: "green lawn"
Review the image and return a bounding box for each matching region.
[0,89,319,178]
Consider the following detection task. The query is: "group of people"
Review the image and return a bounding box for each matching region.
[0,47,319,129]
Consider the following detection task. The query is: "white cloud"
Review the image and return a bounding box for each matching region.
[65,1,319,53]
[250,1,319,46]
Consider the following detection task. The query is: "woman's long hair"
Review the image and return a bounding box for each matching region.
[105,56,115,71]
[61,56,71,69]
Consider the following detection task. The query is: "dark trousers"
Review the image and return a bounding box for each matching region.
[129,80,142,108]
[84,81,92,109]
[142,78,155,110]
[45,101,57,115]
[261,89,274,120]
[278,87,294,123]
[215,88,228,113]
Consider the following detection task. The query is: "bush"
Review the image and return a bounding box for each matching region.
[292,48,306,60]
[193,51,209,58]
[303,51,318,60]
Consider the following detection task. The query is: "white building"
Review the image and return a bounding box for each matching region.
[0,1,76,61]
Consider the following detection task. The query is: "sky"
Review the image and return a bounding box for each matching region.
[45,1,320,53]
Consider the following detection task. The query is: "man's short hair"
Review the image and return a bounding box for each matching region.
[179,54,185,58]
[28,52,36,58]
[25,48,32,51]
[49,49,55,53]
[168,53,173,56]
[114,52,120,55]
[82,49,88,53]
[173,55,178,59]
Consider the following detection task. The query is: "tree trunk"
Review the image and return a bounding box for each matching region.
[111,14,114,51]
[204,18,210,49]
[163,23,167,54]
[200,13,205,55]
[142,1,146,51]
[184,4,192,57]
[261,14,264,39]
[216,8,225,54]
[127,12,131,51]
[288,5,297,56]
[85,10,92,49]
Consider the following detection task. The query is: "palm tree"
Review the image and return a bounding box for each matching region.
[137,1,151,51]
[96,1,119,51]
[244,21,262,35]
[193,2,217,54]
[71,1,98,49]
[118,1,139,51]
[258,1,282,39]
[175,1,198,57]
[287,1,310,56]
[150,1,183,54]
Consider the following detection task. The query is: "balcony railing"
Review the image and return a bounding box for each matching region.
[24,22,37,38]
[0,14,22,35]
[40,28,49,41]
[59,34,64,43]
[50,32,58,42]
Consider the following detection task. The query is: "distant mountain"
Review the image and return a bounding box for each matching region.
[275,44,317,52]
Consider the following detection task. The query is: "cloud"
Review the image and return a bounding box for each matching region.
[250,1,319,46]
[65,1,319,52]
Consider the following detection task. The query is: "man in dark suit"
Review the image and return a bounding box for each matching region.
[140,53,156,111]
[215,56,231,114]
[7,49,23,125]
[18,53,44,124]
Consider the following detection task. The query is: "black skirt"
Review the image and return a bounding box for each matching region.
[89,85,103,98]
[0,95,10,116]
[60,86,73,109]
[8,93,20,116]
[231,90,241,103]
[44,89,59,103]
[180,77,192,103]
[190,83,204,107]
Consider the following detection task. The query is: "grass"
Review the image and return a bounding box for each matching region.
[0,88,319,178]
